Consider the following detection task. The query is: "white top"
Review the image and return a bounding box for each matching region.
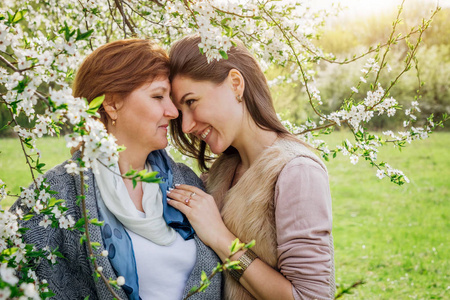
[125,209,197,300]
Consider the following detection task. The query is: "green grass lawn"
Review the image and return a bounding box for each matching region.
[1,132,449,299]
[0,137,69,205]
[322,131,450,299]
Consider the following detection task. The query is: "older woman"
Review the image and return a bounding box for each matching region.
[12,39,221,300]
[167,35,335,300]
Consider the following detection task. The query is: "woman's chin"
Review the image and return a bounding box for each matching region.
[146,139,168,152]
[209,143,228,155]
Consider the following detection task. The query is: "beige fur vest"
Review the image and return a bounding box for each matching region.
[206,138,329,300]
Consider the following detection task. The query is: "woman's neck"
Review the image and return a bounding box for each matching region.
[117,143,151,174]
[117,143,153,213]
[232,120,278,171]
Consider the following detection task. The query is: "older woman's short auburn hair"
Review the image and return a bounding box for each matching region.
[72,39,169,125]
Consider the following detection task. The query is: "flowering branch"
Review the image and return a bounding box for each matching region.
[78,150,124,300]
[184,239,255,300]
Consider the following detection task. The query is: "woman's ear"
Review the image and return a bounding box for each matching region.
[228,69,245,97]
[103,94,124,121]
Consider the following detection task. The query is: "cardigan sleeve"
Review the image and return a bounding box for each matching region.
[274,156,333,300]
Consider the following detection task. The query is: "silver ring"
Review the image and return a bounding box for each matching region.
[190,192,196,197]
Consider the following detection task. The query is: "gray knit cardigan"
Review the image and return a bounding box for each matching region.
[11,153,222,300]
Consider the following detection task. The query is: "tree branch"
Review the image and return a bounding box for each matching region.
[114,0,136,36]
[79,148,124,300]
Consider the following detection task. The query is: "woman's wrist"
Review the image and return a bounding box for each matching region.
[215,230,240,262]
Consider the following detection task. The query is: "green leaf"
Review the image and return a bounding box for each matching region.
[7,10,26,25]
[198,281,210,292]
[2,247,18,256]
[49,197,65,207]
[87,94,105,114]
[18,227,30,234]
[59,21,76,42]
[220,18,231,25]
[75,217,86,228]
[91,242,101,250]
[23,214,34,221]
[54,251,65,258]
[41,291,56,298]
[189,286,198,293]
[76,29,94,41]
[219,50,228,60]
[229,238,244,254]
[124,169,137,177]
[89,218,104,226]
[225,260,241,269]
[244,240,256,249]
[117,145,126,152]
[201,270,207,282]
[140,171,161,184]
[0,123,10,132]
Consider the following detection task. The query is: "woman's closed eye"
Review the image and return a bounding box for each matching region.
[153,95,164,100]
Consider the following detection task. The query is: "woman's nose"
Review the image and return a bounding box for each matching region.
[164,98,179,119]
[181,112,196,134]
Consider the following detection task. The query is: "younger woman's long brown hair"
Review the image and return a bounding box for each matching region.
[169,35,300,171]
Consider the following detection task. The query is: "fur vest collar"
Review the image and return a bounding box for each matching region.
[206,138,326,300]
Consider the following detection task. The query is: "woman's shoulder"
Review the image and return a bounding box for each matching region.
[169,157,205,190]
[38,153,85,191]
[276,137,327,173]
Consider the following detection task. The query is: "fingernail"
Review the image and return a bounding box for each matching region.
[175,184,180,187]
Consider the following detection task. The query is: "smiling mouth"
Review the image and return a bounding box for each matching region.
[200,127,211,139]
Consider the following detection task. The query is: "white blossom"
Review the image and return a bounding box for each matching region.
[376,169,385,179]
[0,180,6,202]
[117,276,125,286]
[20,283,40,300]
[0,263,19,285]
[39,215,51,228]
[64,162,79,174]
[0,287,11,300]
[47,253,57,264]
[350,155,359,165]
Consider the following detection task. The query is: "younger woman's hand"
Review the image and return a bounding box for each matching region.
[167,184,231,249]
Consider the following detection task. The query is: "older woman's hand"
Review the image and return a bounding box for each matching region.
[167,184,232,252]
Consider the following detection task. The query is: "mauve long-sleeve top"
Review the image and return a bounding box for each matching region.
[275,156,334,300]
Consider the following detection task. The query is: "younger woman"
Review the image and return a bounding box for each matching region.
[167,35,335,300]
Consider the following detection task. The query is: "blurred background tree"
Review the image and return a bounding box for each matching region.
[269,0,450,130]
